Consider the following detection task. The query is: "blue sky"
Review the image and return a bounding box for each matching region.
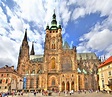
[0,0,112,68]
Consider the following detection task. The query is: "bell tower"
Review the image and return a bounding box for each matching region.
[44,11,63,72]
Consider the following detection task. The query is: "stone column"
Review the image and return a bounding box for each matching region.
[70,81,71,91]
[33,76,36,90]
[76,75,79,91]
[44,75,47,90]
[65,81,67,96]
[65,81,66,91]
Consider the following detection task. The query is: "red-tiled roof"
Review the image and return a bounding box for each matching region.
[98,56,112,68]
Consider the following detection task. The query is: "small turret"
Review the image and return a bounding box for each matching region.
[58,24,62,29]
[50,10,58,30]
[46,24,49,30]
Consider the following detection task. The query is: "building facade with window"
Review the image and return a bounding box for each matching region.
[17,12,100,92]
[0,65,23,92]
[98,56,112,92]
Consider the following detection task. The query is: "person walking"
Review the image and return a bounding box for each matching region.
[59,91,60,96]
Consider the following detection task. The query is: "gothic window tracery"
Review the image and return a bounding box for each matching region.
[52,79,55,85]
[32,70,35,74]
[52,39,55,49]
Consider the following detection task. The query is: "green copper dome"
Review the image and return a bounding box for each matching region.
[50,11,58,30]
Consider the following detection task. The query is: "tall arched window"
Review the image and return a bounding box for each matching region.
[52,44,53,49]
[52,40,55,49]
[53,44,55,49]
[30,78,34,88]
[51,58,55,69]
[52,79,55,85]
[52,44,55,49]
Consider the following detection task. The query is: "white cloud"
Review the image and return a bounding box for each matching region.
[70,0,112,57]
[0,35,20,68]
[72,7,85,20]
[71,0,112,20]
[59,1,71,27]
[0,7,10,35]
[87,29,112,51]
[77,42,90,53]
[0,0,72,68]
[9,15,23,31]
[63,33,69,43]
[0,7,7,22]
[77,27,112,57]
[0,0,112,69]
[13,0,46,26]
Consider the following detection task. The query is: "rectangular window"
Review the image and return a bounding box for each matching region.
[108,71,111,76]
[0,79,2,84]
[108,65,110,68]
[102,80,105,88]
[101,73,103,77]
[1,74,3,77]
[6,79,8,83]
[7,74,9,77]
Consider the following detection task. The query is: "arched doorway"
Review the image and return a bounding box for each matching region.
[62,81,65,91]
[66,81,70,91]
[71,81,74,90]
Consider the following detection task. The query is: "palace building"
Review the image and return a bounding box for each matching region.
[17,12,100,92]
[0,65,23,92]
[98,56,112,92]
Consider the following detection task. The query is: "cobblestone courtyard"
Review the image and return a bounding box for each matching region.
[8,92,112,97]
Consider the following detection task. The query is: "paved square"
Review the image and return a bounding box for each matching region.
[8,92,112,97]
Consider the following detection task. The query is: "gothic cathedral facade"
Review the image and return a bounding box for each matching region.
[17,12,100,91]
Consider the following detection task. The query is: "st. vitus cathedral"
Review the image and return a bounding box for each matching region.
[17,12,100,92]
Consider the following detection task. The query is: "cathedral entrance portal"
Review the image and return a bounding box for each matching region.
[71,81,74,90]
[62,82,65,91]
[66,82,70,91]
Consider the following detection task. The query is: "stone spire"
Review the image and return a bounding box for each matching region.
[23,29,27,41]
[17,29,29,74]
[30,42,35,55]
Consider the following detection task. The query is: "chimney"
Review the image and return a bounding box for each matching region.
[5,65,8,67]
[11,66,14,70]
